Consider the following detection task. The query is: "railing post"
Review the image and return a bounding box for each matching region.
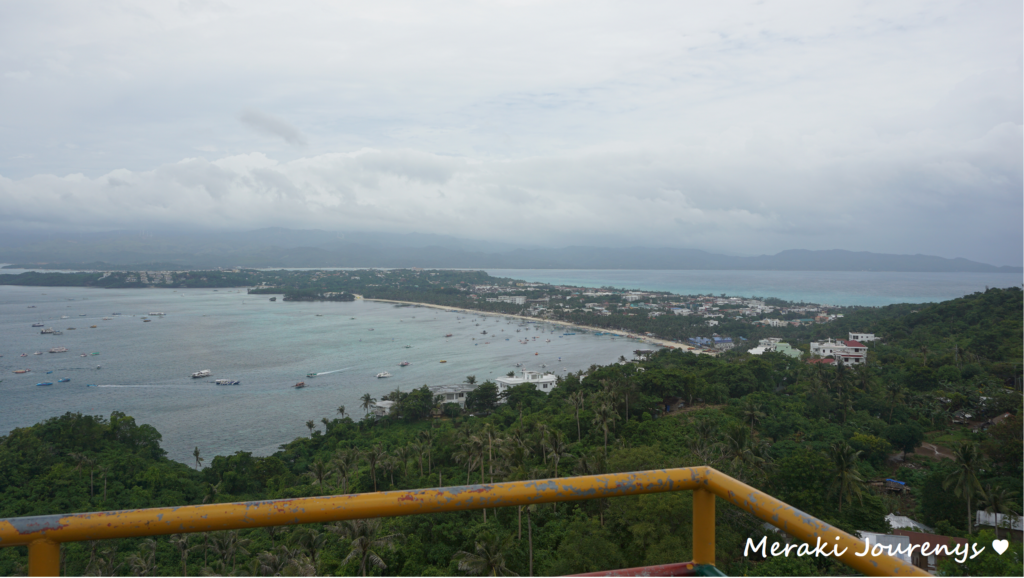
[692,487,715,565]
[28,538,60,577]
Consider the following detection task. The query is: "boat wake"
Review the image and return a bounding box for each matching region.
[312,367,352,376]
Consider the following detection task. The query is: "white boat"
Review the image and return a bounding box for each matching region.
[376,371,392,378]
[191,370,212,379]
[214,379,240,385]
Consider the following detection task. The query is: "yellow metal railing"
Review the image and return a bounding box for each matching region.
[0,466,928,577]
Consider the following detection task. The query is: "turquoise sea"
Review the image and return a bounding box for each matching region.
[0,286,639,464]
[2,268,1021,465]
[484,269,1023,307]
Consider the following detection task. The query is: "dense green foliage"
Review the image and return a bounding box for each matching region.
[0,287,1021,576]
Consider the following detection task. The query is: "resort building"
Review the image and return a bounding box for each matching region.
[849,332,879,342]
[810,338,868,366]
[428,384,476,407]
[495,370,558,394]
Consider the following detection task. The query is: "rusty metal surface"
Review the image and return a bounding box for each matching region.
[1,466,931,577]
[699,467,930,577]
[1,469,705,546]
[568,561,709,576]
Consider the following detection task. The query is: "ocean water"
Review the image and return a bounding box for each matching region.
[0,286,639,464]
[484,269,1023,307]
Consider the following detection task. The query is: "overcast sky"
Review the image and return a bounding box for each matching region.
[1,1,1020,265]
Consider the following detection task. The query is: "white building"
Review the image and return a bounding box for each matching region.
[428,384,476,407]
[498,296,527,305]
[370,400,396,417]
[810,338,868,366]
[495,370,558,394]
[849,332,879,342]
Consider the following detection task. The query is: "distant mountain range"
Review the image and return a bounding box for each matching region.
[0,228,1019,273]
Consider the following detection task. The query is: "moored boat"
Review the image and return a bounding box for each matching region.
[14,369,30,374]
[32,322,44,327]
[399,361,410,367]
[439,360,447,363]
[215,379,241,385]
[49,347,69,353]
[376,371,392,378]
[293,381,306,388]
[58,378,70,383]
[36,382,53,386]
[191,370,212,379]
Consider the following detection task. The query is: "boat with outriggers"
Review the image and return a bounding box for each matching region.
[293,381,306,388]
[191,369,212,379]
[215,379,241,385]
[399,361,410,367]
[58,378,70,383]
[376,371,392,378]
[36,382,53,387]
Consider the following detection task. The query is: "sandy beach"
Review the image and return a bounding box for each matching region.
[359,296,699,353]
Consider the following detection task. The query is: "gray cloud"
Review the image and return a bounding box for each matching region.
[0,1,1020,265]
[239,110,308,146]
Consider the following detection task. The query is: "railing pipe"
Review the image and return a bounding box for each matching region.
[0,466,929,577]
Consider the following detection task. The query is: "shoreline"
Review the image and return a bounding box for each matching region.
[360,296,700,353]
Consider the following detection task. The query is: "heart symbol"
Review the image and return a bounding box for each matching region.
[993,539,1009,555]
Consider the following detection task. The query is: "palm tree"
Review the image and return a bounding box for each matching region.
[592,403,617,458]
[201,480,222,504]
[335,518,402,577]
[885,382,905,424]
[305,419,316,437]
[332,448,362,494]
[507,371,515,378]
[829,442,865,514]
[526,504,536,576]
[482,422,499,483]
[291,526,331,575]
[741,401,765,438]
[192,446,203,470]
[567,391,585,441]
[169,534,196,576]
[453,531,518,576]
[545,430,572,479]
[418,429,434,473]
[337,405,347,420]
[321,416,331,433]
[944,442,985,534]
[306,458,329,494]
[466,375,477,386]
[454,441,478,484]
[980,485,1021,540]
[365,444,387,492]
[207,530,250,574]
[125,539,157,577]
[394,445,413,479]
[360,393,376,415]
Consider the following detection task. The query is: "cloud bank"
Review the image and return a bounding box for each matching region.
[0,1,1020,264]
